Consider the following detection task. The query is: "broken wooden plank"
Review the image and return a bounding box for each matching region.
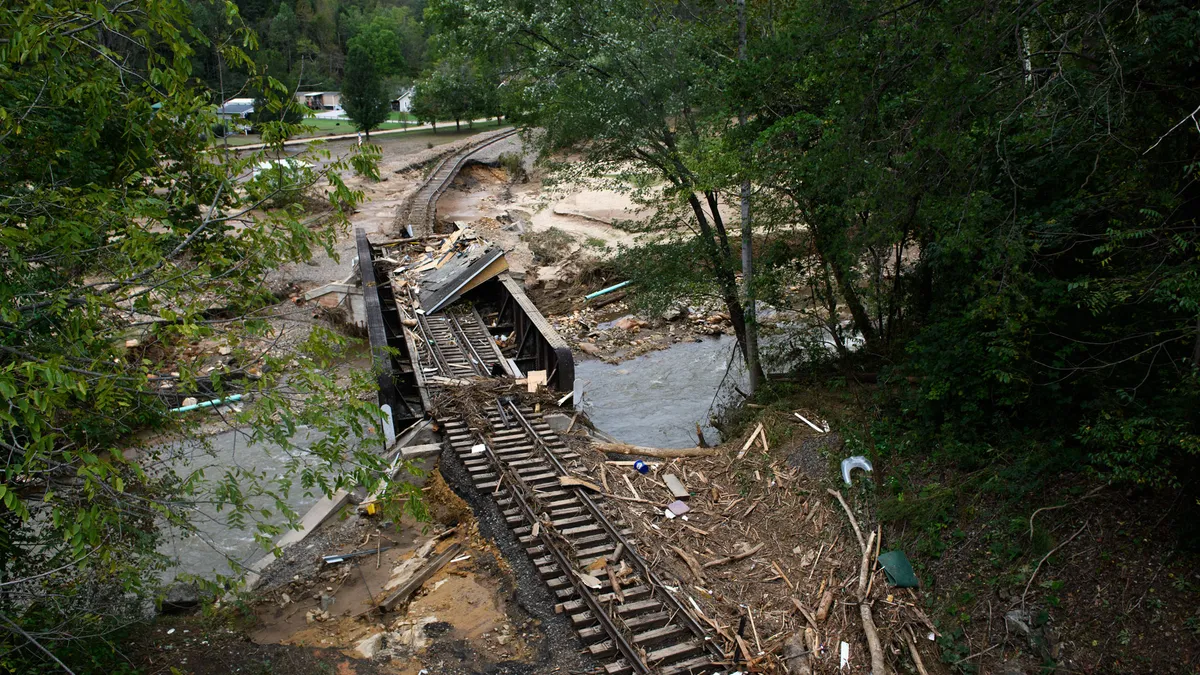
[663,473,690,500]
[736,423,765,460]
[379,543,463,611]
[526,369,547,393]
[593,442,719,459]
[559,476,603,492]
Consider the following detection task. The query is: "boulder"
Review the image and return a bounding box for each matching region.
[613,316,645,331]
[544,413,574,433]
[355,632,384,659]
[578,342,602,356]
[161,582,200,614]
[660,305,687,322]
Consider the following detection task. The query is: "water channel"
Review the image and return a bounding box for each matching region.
[575,335,743,449]
[158,428,326,581]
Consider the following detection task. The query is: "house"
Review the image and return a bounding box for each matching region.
[391,87,415,113]
[216,97,255,119]
[296,91,341,110]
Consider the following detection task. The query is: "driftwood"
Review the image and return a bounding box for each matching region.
[815,589,835,621]
[827,489,866,551]
[703,542,764,568]
[593,441,719,458]
[669,544,706,581]
[784,627,819,675]
[831,486,889,675]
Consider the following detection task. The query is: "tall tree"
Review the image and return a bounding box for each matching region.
[342,43,391,139]
[427,0,762,375]
[0,1,402,668]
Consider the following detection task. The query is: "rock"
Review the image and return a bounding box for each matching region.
[1004,610,1034,639]
[660,305,687,322]
[355,632,384,659]
[578,342,602,356]
[124,338,140,348]
[756,303,779,324]
[543,278,560,291]
[613,316,640,331]
[705,313,727,324]
[161,582,200,614]
[544,413,574,433]
[305,610,318,625]
[180,397,198,408]
[218,345,232,355]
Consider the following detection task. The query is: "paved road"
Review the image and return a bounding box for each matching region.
[224,118,498,152]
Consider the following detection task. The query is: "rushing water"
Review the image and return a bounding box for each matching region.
[575,335,744,449]
[157,427,327,582]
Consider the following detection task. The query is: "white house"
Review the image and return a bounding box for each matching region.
[296,91,341,110]
[216,97,255,119]
[391,87,415,113]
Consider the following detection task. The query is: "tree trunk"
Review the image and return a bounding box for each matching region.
[812,223,878,351]
[736,0,763,393]
[455,118,460,131]
[686,192,753,366]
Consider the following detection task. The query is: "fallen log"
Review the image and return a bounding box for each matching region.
[593,441,719,459]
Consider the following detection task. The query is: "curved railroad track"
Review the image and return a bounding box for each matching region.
[394,127,521,236]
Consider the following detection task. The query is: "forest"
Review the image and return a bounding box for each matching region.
[427,0,1200,491]
[189,0,429,95]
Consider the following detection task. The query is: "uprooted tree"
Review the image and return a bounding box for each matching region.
[0,1,416,669]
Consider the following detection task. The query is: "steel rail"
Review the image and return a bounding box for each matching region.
[448,310,489,376]
[476,433,651,675]
[502,401,723,664]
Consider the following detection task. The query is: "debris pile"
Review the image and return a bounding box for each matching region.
[560,409,942,674]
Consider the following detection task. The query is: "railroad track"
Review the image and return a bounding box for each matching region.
[401,308,722,673]
[442,403,723,674]
[395,127,521,236]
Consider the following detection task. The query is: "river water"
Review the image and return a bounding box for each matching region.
[575,335,744,449]
[157,427,326,582]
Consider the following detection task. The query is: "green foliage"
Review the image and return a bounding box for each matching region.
[437,0,1200,488]
[345,12,407,78]
[342,43,392,138]
[244,158,318,206]
[0,0,400,668]
[351,142,383,181]
[411,54,497,129]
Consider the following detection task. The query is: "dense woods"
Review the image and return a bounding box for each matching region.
[431,0,1200,491]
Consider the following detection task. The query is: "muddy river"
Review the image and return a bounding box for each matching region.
[158,428,326,581]
[576,335,743,448]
